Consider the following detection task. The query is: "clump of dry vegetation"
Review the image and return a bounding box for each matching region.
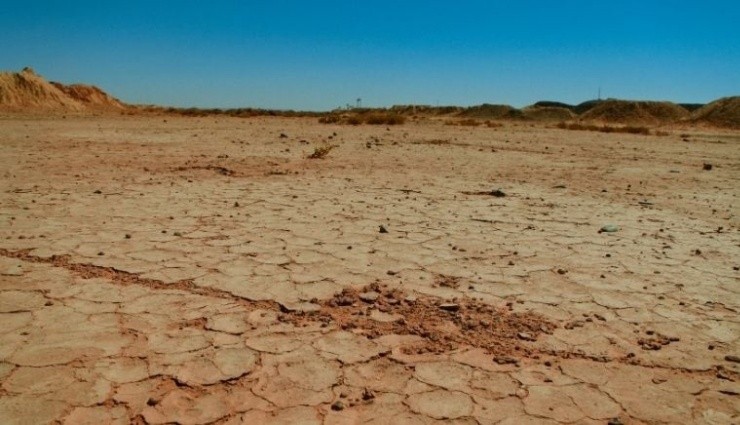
[445,119,503,128]
[556,121,655,135]
[446,118,481,126]
[319,110,405,126]
[307,145,337,159]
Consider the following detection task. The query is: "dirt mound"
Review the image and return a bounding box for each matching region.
[573,100,603,115]
[0,67,85,111]
[390,105,463,116]
[458,103,523,119]
[690,96,740,128]
[522,105,576,121]
[579,99,690,125]
[532,100,576,111]
[0,67,125,113]
[51,82,125,109]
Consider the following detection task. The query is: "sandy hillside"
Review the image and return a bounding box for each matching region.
[578,99,690,125]
[50,82,126,110]
[521,105,576,121]
[691,96,740,129]
[0,114,737,424]
[0,67,124,112]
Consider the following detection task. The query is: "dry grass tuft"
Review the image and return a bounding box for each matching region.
[445,119,503,128]
[446,118,481,126]
[307,145,337,159]
[556,122,653,135]
[319,111,405,126]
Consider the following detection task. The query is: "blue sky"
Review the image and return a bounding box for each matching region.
[1,1,738,110]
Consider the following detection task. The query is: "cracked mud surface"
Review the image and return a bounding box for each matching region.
[1,116,738,424]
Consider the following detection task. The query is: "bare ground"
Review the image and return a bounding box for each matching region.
[0,115,738,424]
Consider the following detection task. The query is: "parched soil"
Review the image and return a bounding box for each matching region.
[0,115,738,424]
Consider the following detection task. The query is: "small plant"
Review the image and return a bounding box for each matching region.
[308,144,336,159]
[446,118,481,126]
[556,122,652,135]
[346,116,363,125]
[318,111,405,126]
[318,115,341,124]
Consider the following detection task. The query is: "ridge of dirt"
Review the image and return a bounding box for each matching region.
[0,67,124,112]
[578,99,690,125]
[691,96,740,128]
[0,67,86,111]
[50,81,126,109]
[2,247,736,381]
[521,105,576,121]
[0,248,551,359]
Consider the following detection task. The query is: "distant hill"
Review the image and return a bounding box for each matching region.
[578,99,690,124]
[521,105,576,121]
[573,100,604,115]
[458,103,523,119]
[1,67,737,127]
[50,82,126,109]
[690,96,740,129]
[0,67,125,112]
[531,101,576,112]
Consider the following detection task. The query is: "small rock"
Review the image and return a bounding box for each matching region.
[124,234,131,239]
[600,224,620,233]
[556,268,567,275]
[517,332,534,341]
[716,369,732,380]
[439,303,460,312]
[724,355,740,363]
[93,190,102,194]
[493,356,519,365]
[362,388,375,400]
[280,301,321,313]
[490,189,506,197]
[703,163,713,171]
[359,291,380,303]
[331,401,344,411]
[379,225,388,234]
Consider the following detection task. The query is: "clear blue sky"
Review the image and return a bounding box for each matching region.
[1,1,738,110]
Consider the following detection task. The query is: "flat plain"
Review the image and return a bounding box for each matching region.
[0,115,738,424]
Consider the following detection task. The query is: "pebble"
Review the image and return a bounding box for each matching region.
[493,356,519,365]
[490,189,506,197]
[331,401,345,411]
[362,388,375,400]
[439,303,460,312]
[517,332,534,341]
[359,291,380,303]
[600,224,620,233]
[724,355,740,363]
[378,225,388,233]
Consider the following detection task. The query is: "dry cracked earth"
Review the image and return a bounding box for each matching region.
[0,115,738,424]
